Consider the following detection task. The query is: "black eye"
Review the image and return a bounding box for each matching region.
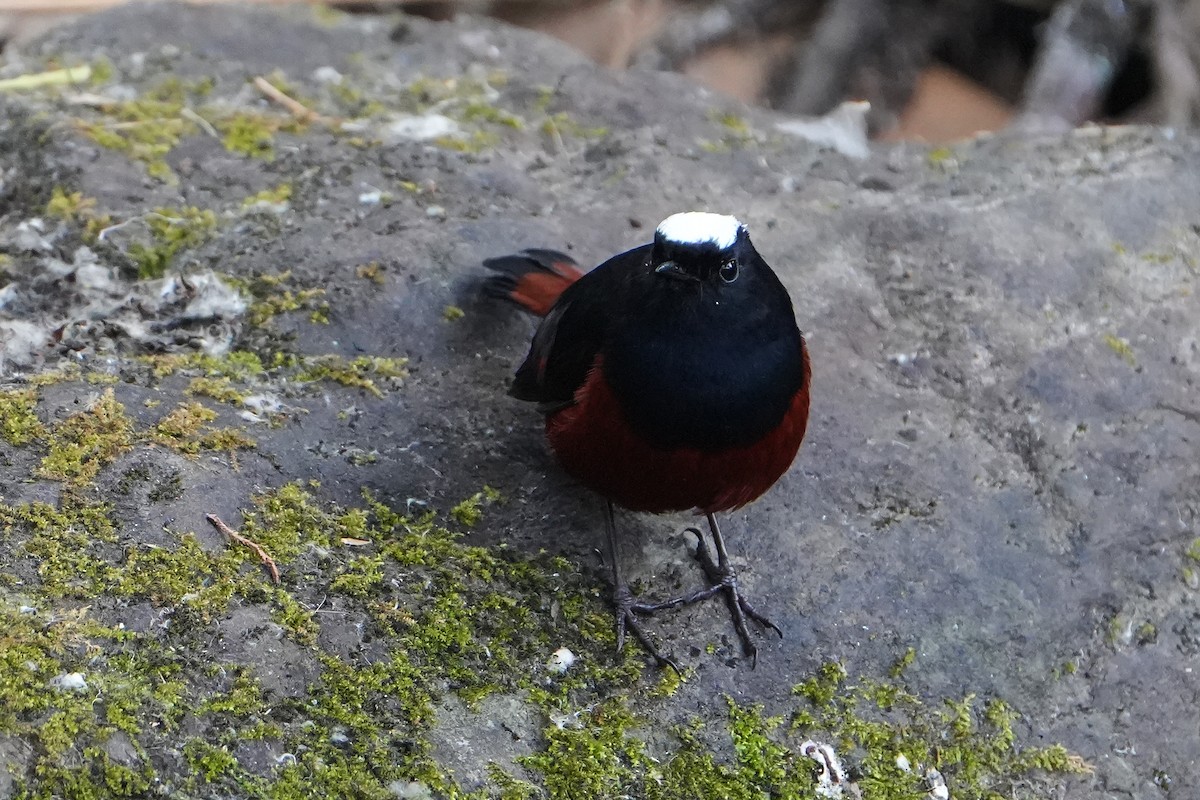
[719,259,739,283]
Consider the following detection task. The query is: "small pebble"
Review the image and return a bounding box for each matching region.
[49,672,88,692]
[388,780,434,799]
[312,66,344,85]
[547,647,576,675]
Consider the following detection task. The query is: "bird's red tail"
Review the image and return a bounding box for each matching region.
[483,249,584,317]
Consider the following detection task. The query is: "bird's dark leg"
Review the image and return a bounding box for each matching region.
[645,513,782,667]
[604,500,680,671]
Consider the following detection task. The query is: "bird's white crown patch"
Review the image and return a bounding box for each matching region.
[656,212,743,249]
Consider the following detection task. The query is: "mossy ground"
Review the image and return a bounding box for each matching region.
[0,378,1087,799]
[0,12,1095,798]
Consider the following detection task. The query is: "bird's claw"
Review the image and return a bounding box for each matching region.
[656,527,782,667]
[613,584,681,672]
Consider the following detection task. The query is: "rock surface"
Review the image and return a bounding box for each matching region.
[0,4,1197,798]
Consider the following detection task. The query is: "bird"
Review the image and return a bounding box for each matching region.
[483,211,811,667]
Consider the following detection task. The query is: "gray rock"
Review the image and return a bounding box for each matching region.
[1,2,1198,797]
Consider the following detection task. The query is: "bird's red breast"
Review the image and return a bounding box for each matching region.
[546,353,810,513]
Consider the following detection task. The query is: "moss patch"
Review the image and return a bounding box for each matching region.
[228,271,328,327]
[151,401,256,459]
[1103,333,1137,366]
[0,396,1088,800]
[127,207,218,279]
[0,388,46,446]
[71,74,293,182]
[294,355,408,398]
[138,349,409,404]
[449,485,501,527]
[217,113,282,160]
[36,389,135,485]
[44,187,96,220]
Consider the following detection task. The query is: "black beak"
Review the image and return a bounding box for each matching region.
[654,261,699,282]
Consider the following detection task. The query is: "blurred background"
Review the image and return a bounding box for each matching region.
[2,0,1197,142]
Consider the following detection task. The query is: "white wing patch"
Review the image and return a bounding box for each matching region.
[656,212,743,249]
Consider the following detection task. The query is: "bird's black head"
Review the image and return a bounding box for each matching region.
[649,212,752,284]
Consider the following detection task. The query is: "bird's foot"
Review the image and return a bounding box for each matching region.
[646,528,782,667]
[612,583,681,672]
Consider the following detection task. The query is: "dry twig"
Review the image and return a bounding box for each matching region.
[0,64,90,91]
[206,512,281,584]
[252,75,330,125]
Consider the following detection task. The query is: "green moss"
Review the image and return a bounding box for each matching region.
[487,764,540,799]
[442,304,465,321]
[147,401,255,461]
[712,110,751,136]
[37,388,134,484]
[927,146,956,167]
[118,533,234,607]
[0,387,46,445]
[147,349,400,410]
[356,261,386,284]
[154,400,218,439]
[463,101,524,129]
[330,554,385,598]
[1184,537,1200,564]
[533,85,556,113]
[241,183,293,209]
[434,130,501,153]
[726,700,814,796]
[72,76,282,181]
[890,646,917,677]
[347,449,377,466]
[44,187,96,220]
[88,56,114,85]
[0,602,181,799]
[450,486,501,527]
[1106,614,1128,646]
[785,664,1090,799]
[199,670,266,716]
[248,285,326,325]
[792,660,848,713]
[522,700,642,798]
[29,365,83,387]
[1018,743,1087,772]
[0,377,1087,800]
[128,206,219,279]
[329,81,389,118]
[386,72,531,153]
[77,115,187,184]
[151,402,218,448]
[309,304,331,324]
[143,349,265,381]
[539,112,608,141]
[649,664,687,699]
[197,427,257,460]
[296,355,408,398]
[1103,333,1136,366]
[217,112,280,159]
[186,376,247,404]
[183,739,239,782]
